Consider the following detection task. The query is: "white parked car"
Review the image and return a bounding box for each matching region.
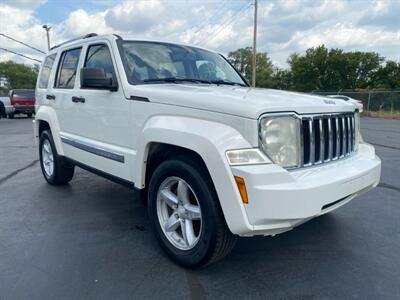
[327,95,364,112]
[34,34,381,268]
[0,95,15,118]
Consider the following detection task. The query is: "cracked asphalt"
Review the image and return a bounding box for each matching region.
[0,117,399,300]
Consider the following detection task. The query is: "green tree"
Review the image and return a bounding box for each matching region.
[0,61,38,91]
[227,47,273,87]
[288,45,330,91]
[269,68,293,90]
[342,51,383,89]
[373,60,400,89]
[287,45,384,91]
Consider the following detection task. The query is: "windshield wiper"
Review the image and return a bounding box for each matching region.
[143,77,211,84]
[143,77,246,86]
[210,80,246,87]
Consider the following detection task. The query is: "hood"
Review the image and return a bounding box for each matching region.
[127,84,356,119]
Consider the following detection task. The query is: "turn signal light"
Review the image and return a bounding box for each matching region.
[234,176,248,204]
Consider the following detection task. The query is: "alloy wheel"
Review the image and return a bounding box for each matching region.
[41,139,54,177]
[156,176,202,250]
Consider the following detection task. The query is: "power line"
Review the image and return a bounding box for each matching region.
[191,0,229,37]
[0,47,42,63]
[199,2,252,45]
[0,33,46,55]
[198,2,252,46]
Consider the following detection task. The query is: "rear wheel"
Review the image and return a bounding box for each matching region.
[148,157,237,268]
[39,130,75,185]
[7,113,14,119]
[27,113,32,118]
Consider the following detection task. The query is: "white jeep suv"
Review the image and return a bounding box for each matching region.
[34,34,381,268]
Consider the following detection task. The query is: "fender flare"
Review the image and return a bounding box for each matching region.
[34,106,64,155]
[134,115,254,234]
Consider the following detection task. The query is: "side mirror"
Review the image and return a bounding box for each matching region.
[80,67,117,91]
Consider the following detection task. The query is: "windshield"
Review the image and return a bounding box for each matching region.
[119,41,247,86]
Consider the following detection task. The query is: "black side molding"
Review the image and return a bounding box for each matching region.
[130,95,150,102]
[61,135,124,163]
[64,157,135,189]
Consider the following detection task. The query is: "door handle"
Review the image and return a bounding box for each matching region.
[72,96,85,103]
[46,94,56,100]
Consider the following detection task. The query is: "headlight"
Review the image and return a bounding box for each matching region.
[354,112,360,150]
[226,149,270,166]
[259,115,300,168]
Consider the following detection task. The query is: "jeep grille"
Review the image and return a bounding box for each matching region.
[300,113,356,167]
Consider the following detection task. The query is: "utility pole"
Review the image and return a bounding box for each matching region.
[42,25,51,51]
[252,0,258,87]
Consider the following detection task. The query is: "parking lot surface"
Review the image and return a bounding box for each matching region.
[1,117,399,300]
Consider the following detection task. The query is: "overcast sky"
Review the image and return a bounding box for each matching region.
[0,0,399,67]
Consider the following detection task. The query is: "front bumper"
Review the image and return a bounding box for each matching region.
[230,143,381,236]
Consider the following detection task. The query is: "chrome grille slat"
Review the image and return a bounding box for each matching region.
[347,116,351,155]
[328,117,333,161]
[341,117,345,157]
[319,118,324,163]
[299,119,304,167]
[309,119,315,165]
[334,116,339,160]
[299,112,356,168]
[351,116,355,151]
[343,116,347,155]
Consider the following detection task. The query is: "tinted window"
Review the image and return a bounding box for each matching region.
[38,54,56,88]
[56,48,81,89]
[84,44,115,79]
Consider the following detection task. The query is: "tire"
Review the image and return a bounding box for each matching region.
[0,102,5,118]
[27,113,32,118]
[148,156,237,268]
[39,130,75,185]
[7,113,14,119]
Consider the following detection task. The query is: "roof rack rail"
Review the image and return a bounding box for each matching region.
[50,33,98,50]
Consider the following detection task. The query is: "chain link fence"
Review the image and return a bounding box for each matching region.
[312,90,400,118]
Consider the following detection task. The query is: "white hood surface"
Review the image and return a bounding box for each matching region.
[127,84,356,119]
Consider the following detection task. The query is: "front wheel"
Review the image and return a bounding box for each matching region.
[148,157,237,268]
[39,130,75,185]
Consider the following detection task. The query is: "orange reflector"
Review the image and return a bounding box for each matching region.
[234,176,248,204]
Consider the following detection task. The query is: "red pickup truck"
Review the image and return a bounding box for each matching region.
[8,89,35,118]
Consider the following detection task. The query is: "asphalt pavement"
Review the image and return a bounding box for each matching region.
[0,116,399,300]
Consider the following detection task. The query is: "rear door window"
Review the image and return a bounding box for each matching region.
[38,54,56,88]
[55,48,82,89]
